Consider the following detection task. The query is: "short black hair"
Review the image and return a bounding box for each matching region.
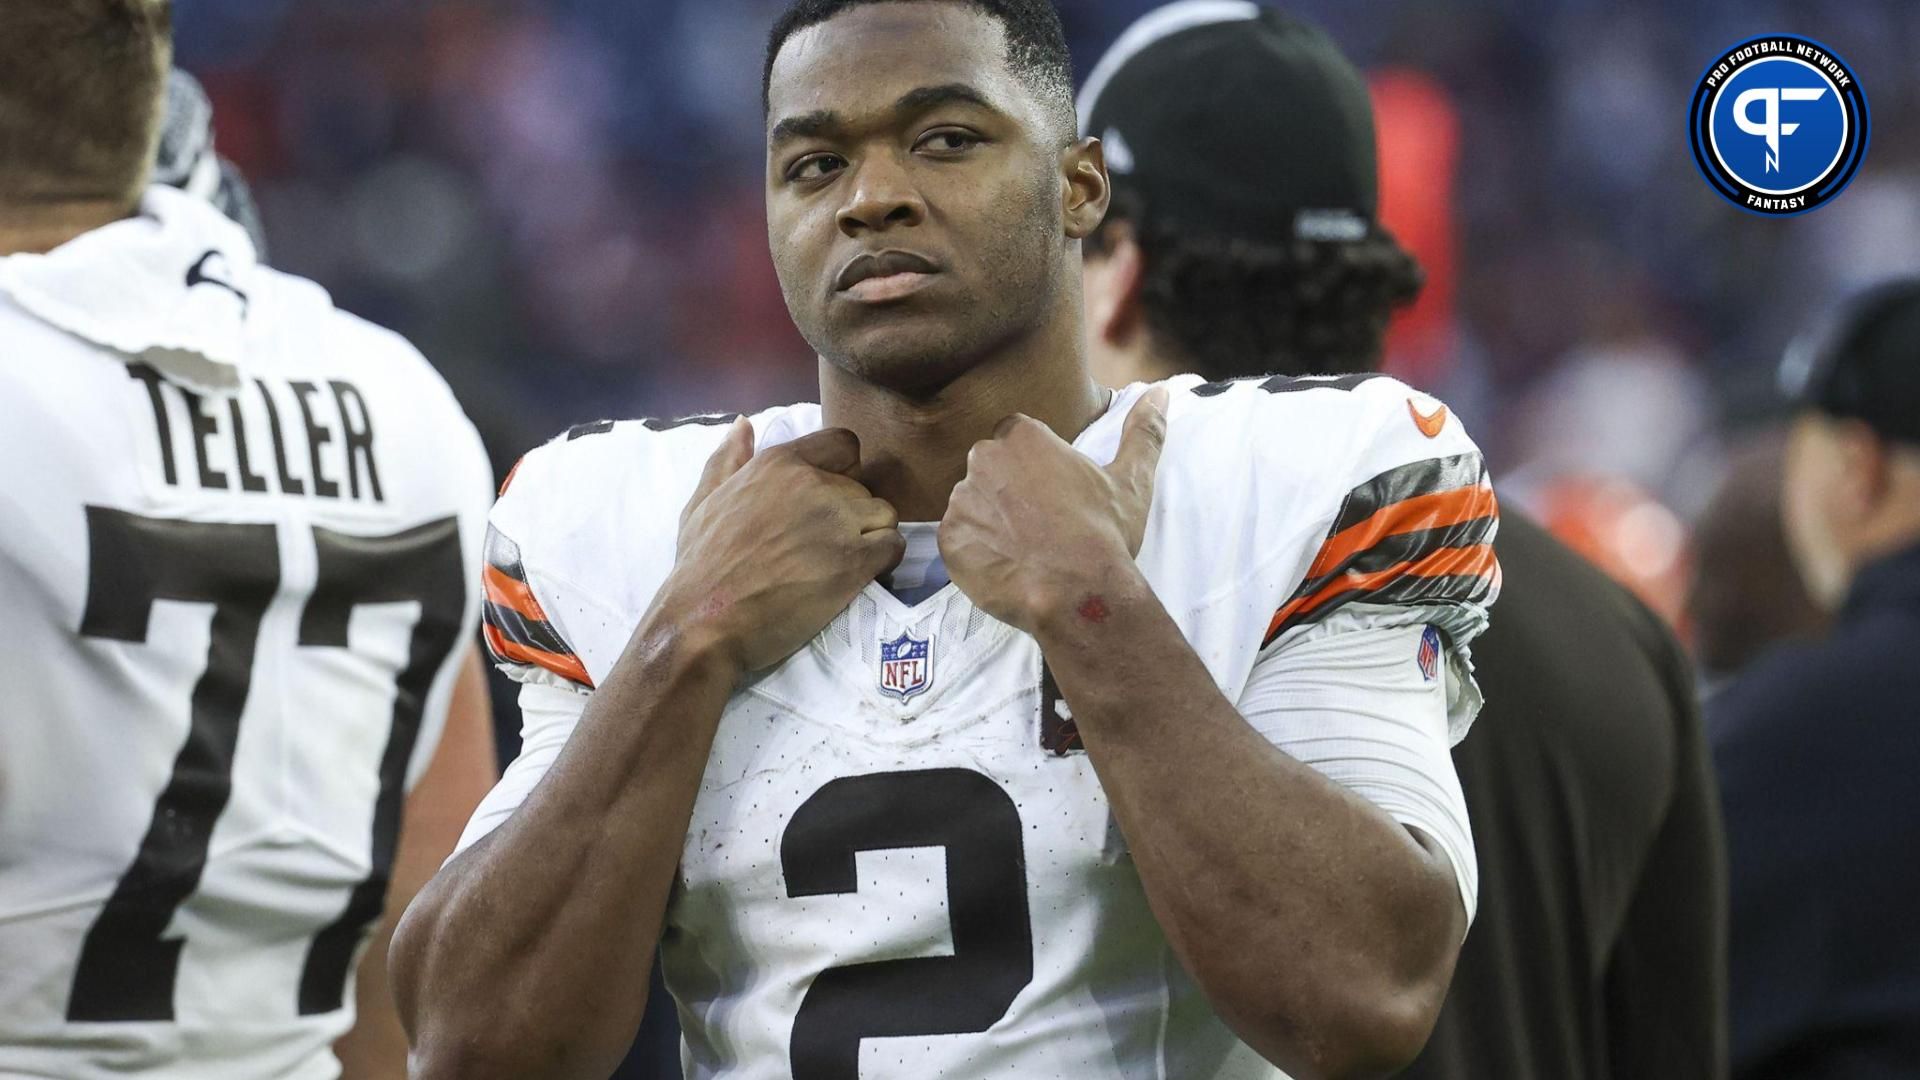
[1091,184,1425,382]
[764,0,1076,141]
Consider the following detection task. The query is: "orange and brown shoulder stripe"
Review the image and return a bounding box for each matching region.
[1265,453,1501,647]
[482,524,593,688]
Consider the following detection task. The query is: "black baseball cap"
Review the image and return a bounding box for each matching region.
[1780,278,1920,445]
[1078,1,1378,246]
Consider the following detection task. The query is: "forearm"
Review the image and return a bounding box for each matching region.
[390,613,738,1080]
[1035,569,1463,1078]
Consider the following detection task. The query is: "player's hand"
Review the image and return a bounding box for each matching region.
[658,418,905,674]
[940,387,1169,634]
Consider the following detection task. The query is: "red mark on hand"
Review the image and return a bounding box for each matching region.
[1076,595,1110,624]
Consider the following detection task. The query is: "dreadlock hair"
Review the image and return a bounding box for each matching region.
[1090,184,1426,382]
[764,0,1077,144]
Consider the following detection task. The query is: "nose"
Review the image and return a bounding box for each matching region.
[836,155,927,238]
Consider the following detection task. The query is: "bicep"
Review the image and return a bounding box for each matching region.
[1240,610,1480,927]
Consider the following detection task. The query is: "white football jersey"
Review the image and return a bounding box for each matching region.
[461,374,1498,1079]
[0,189,493,1079]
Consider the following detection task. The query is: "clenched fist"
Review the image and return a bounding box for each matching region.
[940,387,1170,635]
[658,419,905,674]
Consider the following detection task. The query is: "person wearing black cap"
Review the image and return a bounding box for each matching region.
[1079,5,1728,1078]
[1710,279,1920,1079]
[1077,0,1418,383]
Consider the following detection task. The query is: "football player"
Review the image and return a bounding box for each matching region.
[394,1,1494,1078]
[0,5,498,1078]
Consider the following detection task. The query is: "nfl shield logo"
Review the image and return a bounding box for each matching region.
[879,632,933,702]
[1417,626,1441,683]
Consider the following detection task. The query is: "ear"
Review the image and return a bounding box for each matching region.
[1062,136,1112,241]
[1083,221,1146,347]
[1836,420,1895,513]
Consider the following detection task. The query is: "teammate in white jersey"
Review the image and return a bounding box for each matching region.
[395,2,1495,1078]
[0,6,498,1077]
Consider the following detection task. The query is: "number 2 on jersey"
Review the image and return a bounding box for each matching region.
[65,509,465,1022]
[781,769,1033,1079]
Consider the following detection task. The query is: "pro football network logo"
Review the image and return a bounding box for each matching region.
[1689,35,1869,216]
[878,632,933,702]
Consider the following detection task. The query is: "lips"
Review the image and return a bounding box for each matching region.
[835,249,941,293]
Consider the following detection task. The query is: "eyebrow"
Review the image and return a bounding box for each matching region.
[895,82,996,116]
[770,110,838,146]
[769,83,1001,147]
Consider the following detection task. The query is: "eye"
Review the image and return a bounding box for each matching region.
[916,129,983,155]
[788,154,846,183]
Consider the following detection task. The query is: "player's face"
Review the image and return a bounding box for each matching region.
[765,4,1077,396]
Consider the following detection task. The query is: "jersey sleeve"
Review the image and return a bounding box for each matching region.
[1156,375,1496,926]
[474,422,682,692]
[452,681,588,857]
[1237,610,1479,927]
[457,415,754,855]
[1254,377,1500,747]
[481,520,596,690]
[1237,377,1495,924]
[457,431,636,857]
[1263,391,1499,657]
[475,433,605,691]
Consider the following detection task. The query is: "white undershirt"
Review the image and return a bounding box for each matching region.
[1242,609,1480,926]
[882,523,950,606]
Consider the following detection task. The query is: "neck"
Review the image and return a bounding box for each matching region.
[1089,325,1190,391]
[1125,341,1189,386]
[820,311,1107,522]
[0,198,135,256]
[1844,516,1920,595]
[1833,466,1920,605]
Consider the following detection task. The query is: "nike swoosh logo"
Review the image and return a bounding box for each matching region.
[1408,399,1449,439]
[186,249,250,312]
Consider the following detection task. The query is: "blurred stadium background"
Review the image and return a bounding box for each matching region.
[168,0,1919,1072]
[172,0,1920,633]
